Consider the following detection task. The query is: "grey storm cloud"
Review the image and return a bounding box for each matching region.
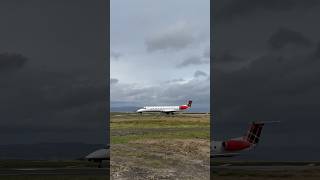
[315,42,320,58]
[194,70,207,78]
[111,82,157,104]
[214,30,320,160]
[214,47,320,135]
[0,53,28,71]
[110,78,119,84]
[203,47,210,58]
[215,0,320,23]
[214,51,245,64]
[0,66,107,145]
[268,28,312,50]
[111,51,122,60]
[214,0,320,160]
[158,78,209,105]
[1,69,106,123]
[145,22,195,52]
[111,77,209,109]
[164,78,185,84]
[176,56,209,68]
[0,0,107,145]
[111,0,209,114]
[213,51,249,72]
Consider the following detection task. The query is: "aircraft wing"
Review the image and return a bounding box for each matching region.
[162,109,177,112]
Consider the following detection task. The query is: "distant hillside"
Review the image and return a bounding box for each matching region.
[0,143,105,160]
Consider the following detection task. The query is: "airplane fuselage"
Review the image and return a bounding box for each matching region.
[211,139,252,157]
[136,100,192,113]
[136,105,189,113]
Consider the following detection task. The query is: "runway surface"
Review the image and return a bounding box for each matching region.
[0,168,109,176]
[212,165,320,171]
[2,166,317,176]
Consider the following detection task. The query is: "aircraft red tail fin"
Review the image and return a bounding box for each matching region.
[245,122,264,144]
[187,100,192,107]
[244,121,279,145]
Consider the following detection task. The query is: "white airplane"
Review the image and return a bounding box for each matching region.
[211,121,278,158]
[85,145,110,168]
[136,100,192,115]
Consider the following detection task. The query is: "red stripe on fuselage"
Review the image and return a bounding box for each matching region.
[223,140,251,151]
[179,105,188,110]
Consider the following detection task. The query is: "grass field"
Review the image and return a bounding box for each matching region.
[110,112,320,180]
[110,112,210,179]
[2,113,319,179]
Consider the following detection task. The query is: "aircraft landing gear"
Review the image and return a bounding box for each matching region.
[164,112,174,117]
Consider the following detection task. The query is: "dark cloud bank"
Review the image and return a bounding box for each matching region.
[0,0,107,152]
[214,0,320,23]
[0,53,28,71]
[176,56,209,68]
[145,23,195,52]
[213,0,320,160]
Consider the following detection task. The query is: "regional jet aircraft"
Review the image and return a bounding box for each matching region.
[136,100,192,115]
[85,145,110,168]
[211,121,278,158]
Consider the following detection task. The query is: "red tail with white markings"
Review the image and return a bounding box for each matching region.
[245,122,264,144]
[211,121,278,158]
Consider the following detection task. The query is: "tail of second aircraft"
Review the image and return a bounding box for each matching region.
[244,122,265,145]
[213,121,278,157]
[220,122,266,152]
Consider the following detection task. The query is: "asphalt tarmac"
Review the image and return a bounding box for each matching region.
[0,168,109,176]
[212,165,320,171]
[2,163,318,176]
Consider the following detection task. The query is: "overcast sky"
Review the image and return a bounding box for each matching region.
[111,0,210,110]
[213,0,320,160]
[0,0,107,145]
